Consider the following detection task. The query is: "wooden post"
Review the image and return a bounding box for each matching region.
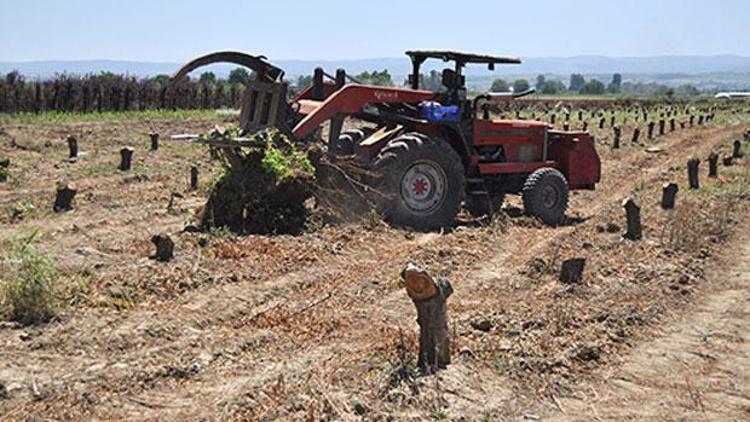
[698,115,704,125]
[658,119,665,136]
[708,152,719,178]
[578,110,583,120]
[559,258,585,284]
[647,121,655,139]
[610,114,615,128]
[687,157,700,189]
[151,233,174,262]
[582,121,588,132]
[119,147,134,171]
[622,197,642,240]
[150,132,159,151]
[550,114,556,125]
[661,183,678,210]
[732,139,743,158]
[669,118,675,132]
[599,117,605,129]
[54,182,77,212]
[680,121,685,130]
[190,166,199,190]
[67,135,78,159]
[631,127,641,144]
[612,125,621,149]
[402,263,452,373]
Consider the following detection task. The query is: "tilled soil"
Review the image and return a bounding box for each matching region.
[0,111,749,420]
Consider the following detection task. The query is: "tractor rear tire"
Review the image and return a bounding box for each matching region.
[329,128,374,156]
[521,168,569,225]
[372,133,465,230]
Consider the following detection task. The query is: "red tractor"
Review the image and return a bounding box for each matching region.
[173,50,601,229]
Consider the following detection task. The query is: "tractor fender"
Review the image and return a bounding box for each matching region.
[171,51,285,83]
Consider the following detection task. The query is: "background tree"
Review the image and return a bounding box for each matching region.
[580,79,606,95]
[296,74,312,89]
[608,73,622,94]
[198,72,217,85]
[490,78,510,92]
[535,75,546,92]
[356,69,393,86]
[569,73,585,92]
[513,79,530,93]
[541,80,566,94]
[228,68,251,85]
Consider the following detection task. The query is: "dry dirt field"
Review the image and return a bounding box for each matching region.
[1,105,749,421]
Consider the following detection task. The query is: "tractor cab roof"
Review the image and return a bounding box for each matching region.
[405,50,521,70]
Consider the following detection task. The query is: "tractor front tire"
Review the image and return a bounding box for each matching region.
[521,168,569,225]
[372,133,465,230]
[329,128,373,156]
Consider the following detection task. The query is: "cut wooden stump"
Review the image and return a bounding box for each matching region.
[67,135,78,159]
[733,139,743,158]
[622,197,642,240]
[563,122,570,131]
[151,233,174,262]
[708,152,719,178]
[190,166,199,190]
[559,258,585,284]
[599,118,605,129]
[658,119,665,136]
[402,262,452,373]
[631,127,641,144]
[119,147,134,171]
[687,157,700,189]
[647,121,655,139]
[669,118,675,132]
[54,182,77,212]
[661,182,678,210]
[150,132,159,151]
[612,126,621,149]
[0,158,8,182]
[722,155,733,166]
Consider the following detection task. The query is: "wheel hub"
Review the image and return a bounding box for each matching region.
[542,185,559,208]
[400,161,447,214]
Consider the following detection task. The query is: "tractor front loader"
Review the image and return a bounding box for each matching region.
[171,50,601,230]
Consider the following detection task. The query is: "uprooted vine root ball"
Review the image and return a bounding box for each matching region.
[199,133,315,235]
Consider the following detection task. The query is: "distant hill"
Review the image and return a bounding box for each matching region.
[2,55,750,79]
[2,55,750,91]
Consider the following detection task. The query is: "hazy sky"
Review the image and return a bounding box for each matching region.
[1,0,748,62]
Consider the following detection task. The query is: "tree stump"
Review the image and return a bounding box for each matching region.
[647,121,655,139]
[0,158,9,182]
[708,152,719,178]
[151,233,174,262]
[687,157,700,189]
[550,114,556,125]
[680,121,685,130]
[54,182,77,212]
[190,166,199,190]
[582,121,588,131]
[563,122,570,131]
[150,132,159,151]
[67,135,78,159]
[689,115,695,127]
[599,118,605,129]
[622,197,642,240]
[612,126,621,149]
[722,155,733,167]
[745,130,750,142]
[698,115,704,126]
[119,147,134,171]
[559,258,585,284]
[401,263,453,373]
[733,139,743,158]
[661,182,678,210]
[631,127,641,144]
[658,119,665,136]
[578,110,583,121]
[669,118,675,132]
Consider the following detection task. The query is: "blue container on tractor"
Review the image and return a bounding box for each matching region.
[419,101,460,123]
